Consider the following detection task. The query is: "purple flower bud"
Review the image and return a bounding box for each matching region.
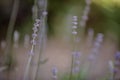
[75,37,80,43]
[73,51,81,58]
[32,33,37,38]
[97,38,103,43]
[72,26,77,29]
[72,66,80,73]
[75,60,80,65]
[72,22,78,25]
[42,11,48,16]
[97,33,104,39]
[72,16,78,22]
[52,75,57,80]
[73,16,78,19]
[34,23,39,27]
[82,15,88,21]
[31,39,36,45]
[35,19,41,23]
[32,26,38,32]
[88,54,96,61]
[94,41,100,48]
[115,51,120,59]
[115,60,120,66]
[29,50,34,55]
[52,67,58,76]
[92,47,98,54]
[72,30,77,35]
[114,68,119,73]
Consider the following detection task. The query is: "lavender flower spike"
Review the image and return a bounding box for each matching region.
[52,67,58,80]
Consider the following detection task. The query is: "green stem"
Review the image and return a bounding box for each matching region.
[69,55,74,80]
[5,0,19,67]
[4,0,19,80]
[69,28,77,80]
[34,0,47,80]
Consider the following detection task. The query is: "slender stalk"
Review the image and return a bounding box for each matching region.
[5,0,19,68]
[69,22,78,80]
[34,17,44,80]
[69,54,74,80]
[23,54,33,80]
[4,0,19,80]
[35,5,47,80]
[33,0,48,80]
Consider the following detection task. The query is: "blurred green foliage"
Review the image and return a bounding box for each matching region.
[0,0,120,45]
[90,0,120,46]
[20,0,120,40]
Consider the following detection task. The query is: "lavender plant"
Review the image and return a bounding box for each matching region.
[24,0,48,80]
[4,0,19,70]
[51,66,58,80]
[23,19,41,80]
[33,0,48,80]
[114,51,120,80]
[69,16,79,80]
[22,0,117,80]
[86,33,104,75]
[68,0,92,79]
[79,0,91,27]
[88,33,104,61]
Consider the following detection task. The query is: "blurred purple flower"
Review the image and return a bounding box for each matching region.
[52,67,58,76]
[72,22,78,25]
[72,16,78,20]
[115,51,120,60]
[72,26,77,29]
[72,66,80,73]
[73,51,81,59]
[72,30,77,35]
[82,15,88,21]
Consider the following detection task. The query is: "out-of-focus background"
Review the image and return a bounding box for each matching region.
[0,0,120,42]
[0,0,120,80]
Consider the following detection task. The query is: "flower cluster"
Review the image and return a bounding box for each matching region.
[80,0,91,27]
[93,33,104,54]
[72,16,78,35]
[71,16,81,74]
[89,33,104,60]
[114,51,120,79]
[29,19,41,55]
[51,67,58,80]
[23,19,41,80]
[72,51,81,74]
